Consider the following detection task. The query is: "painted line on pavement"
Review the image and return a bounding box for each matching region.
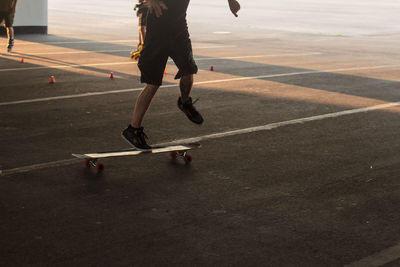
[0,61,136,72]
[0,159,79,177]
[0,63,398,107]
[157,101,400,146]
[22,49,132,56]
[9,45,237,56]
[10,40,138,45]
[0,51,311,72]
[344,243,400,267]
[0,84,172,106]
[48,7,132,17]
[195,52,322,61]
[1,100,399,177]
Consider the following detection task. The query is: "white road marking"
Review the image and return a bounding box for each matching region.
[195,45,236,49]
[344,243,400,267]
[0,159,78,176]
[0,51,311,72]
[0,63,398,107]
[22,49,132,56]
[1,100,399,177]
[13,40,137,45]
[0,61,136,72]
[7,45,236,56]
[195,52,322,61]
[0,84,172,106]
[194,64,400,86]
[48,7,132,17]
[157,101,400,146]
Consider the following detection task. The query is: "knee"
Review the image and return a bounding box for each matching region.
[146,84,160,92]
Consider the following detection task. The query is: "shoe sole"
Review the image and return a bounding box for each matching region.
[178,106,204,125]
[182,112,204,125]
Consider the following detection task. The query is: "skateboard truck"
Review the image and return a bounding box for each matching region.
[84,158,105,173]
[169,150,193,164]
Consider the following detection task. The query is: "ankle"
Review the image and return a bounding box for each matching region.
[180,96,191,104]
[129,124,141,129]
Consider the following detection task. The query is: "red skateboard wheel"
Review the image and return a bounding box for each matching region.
[84,159,90,168]
[96,163,105,172]
[170,151,178,159]
[184,155,192,164]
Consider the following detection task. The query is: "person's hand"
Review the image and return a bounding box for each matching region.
[228,0,240,17]
[148,0,168,18]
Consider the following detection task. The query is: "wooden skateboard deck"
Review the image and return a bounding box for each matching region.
[72,143,201,172]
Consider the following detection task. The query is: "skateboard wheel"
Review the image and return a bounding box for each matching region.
[84,159,91,168]
[184,154,192,164]
[170,151,179,159]
[96,163,105,172]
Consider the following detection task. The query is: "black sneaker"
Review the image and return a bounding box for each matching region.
[122,125,152,150]
[7,38,14,53]
[177,97,204,125]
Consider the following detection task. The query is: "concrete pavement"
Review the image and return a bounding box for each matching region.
[1,1,400,266]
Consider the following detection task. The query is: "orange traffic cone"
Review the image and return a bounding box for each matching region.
[109,72,114,79]
[20,58,24,63]
[164,68,167,74]
[49,76,55,84]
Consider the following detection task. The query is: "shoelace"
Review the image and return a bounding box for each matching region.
[192,97,200,105]
[140,131,148,140]
[131,128,148,144]
[137,130,148,145]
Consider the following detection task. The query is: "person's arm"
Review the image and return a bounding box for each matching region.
[228,0,240,17]
[11,0,18,14]
[148,0,168,18]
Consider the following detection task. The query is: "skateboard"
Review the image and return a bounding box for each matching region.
[72,143,201,172]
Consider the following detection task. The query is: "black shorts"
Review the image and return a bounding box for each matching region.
[0,12,14,27]
[137,8,148,26]
[138,17,198,86]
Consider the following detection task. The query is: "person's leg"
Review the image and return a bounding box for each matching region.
[7,26,14,40]
[123,12,168,149]
[123,28,167,148]
[6,27,14,52]
[122,83,159,150]
[179,74,193,103]
[5,14,15,52]
[177,72,203,125]
[170,28,203,124]
[131,83,159,128]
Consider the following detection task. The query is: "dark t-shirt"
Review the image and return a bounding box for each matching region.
[163,0,190,20]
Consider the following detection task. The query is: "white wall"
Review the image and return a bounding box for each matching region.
[14,0,48,27]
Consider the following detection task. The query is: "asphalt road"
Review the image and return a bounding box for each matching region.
[1,1,400,266]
